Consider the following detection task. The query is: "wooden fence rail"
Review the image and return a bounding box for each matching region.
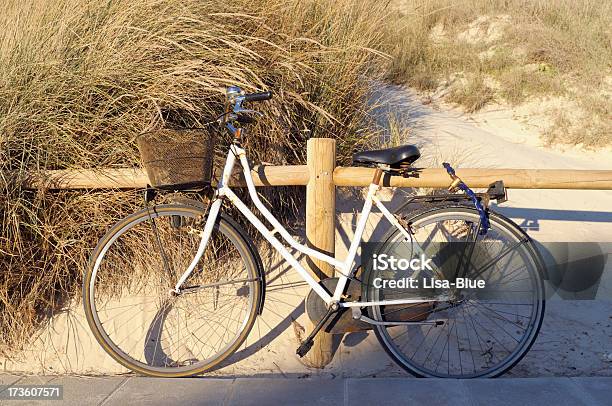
[17,166,612,190]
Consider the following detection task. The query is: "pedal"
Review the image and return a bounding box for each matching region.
[296,339,314,357]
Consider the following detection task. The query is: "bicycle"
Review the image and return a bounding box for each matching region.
[83,86,546,378]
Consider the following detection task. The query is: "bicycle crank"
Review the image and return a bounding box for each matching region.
[305,277,371,334]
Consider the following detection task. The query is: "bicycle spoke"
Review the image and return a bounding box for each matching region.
[87,207,259,376]
[371,208,543,377]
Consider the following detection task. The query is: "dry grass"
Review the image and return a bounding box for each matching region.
[388,0,612,146]
[0,0,395,354]
[448,74,495,113]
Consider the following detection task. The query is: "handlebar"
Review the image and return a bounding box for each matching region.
[223,86,272,138]
[244,91,272,102]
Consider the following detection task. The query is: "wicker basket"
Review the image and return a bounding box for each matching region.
[136,128,214,190]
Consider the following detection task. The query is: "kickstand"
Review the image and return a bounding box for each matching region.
[296,305,337,357]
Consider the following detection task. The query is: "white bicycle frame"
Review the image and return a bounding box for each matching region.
[174,143,428,309]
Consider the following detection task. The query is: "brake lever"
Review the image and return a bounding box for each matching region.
[234,108,263,117]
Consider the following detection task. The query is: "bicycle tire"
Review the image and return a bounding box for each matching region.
[366,204,545,378]
[83,203,262,377]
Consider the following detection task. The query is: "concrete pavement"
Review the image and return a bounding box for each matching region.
[0,375,610,405]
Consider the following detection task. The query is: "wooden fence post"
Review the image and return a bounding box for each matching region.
[303,138,336,368]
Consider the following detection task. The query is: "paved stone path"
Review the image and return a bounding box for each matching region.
[0,375,610,405]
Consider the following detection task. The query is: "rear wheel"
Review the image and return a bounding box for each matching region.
[83,204,262,377]
[366,205,545,378]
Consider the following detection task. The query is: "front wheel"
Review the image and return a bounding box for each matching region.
[83,203,262,377]
[366,205,545,378]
